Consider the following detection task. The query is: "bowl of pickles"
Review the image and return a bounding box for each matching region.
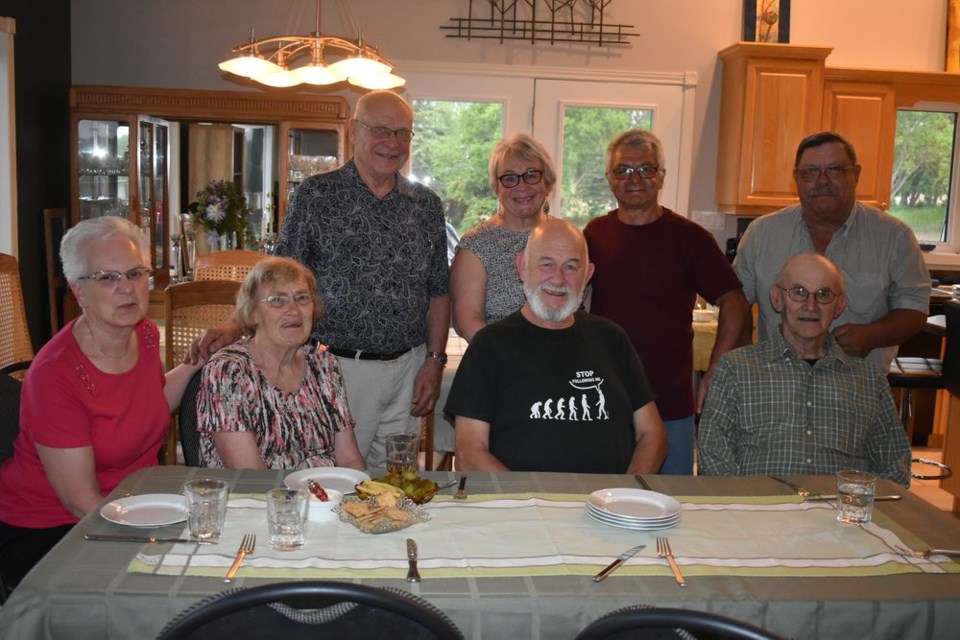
[355,470,441,504]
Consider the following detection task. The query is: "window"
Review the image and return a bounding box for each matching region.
[888,109,959,243]
[559,106,653,227]
[410,100,503,237]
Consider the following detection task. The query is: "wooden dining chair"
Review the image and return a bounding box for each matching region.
[162,280,241,464]
[0,253,35,378]
[193,249,265,282]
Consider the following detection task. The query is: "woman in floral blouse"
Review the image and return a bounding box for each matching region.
[196,257,364,470]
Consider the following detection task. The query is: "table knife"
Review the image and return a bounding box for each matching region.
[84,534,215,544]
[593,544,645,583]
[406,538,421,583]
[634,475,653,491]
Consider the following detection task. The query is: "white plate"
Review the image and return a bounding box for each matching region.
[587,488,682,519]
[100,494,188,527]
[284,467,371,495]
[586,508,681,531]
[586,502,681,525]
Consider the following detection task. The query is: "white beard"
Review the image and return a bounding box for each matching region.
[524,281,583,324]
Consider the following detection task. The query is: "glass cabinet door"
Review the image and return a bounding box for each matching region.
[77,119,131,220]
[278,122,344,228]
[138,118,169,284]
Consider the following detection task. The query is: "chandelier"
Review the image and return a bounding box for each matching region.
[218,0,404,90]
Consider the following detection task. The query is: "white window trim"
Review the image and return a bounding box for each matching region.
[397,60,698,217]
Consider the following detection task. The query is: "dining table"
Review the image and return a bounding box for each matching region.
[1,467,959,640]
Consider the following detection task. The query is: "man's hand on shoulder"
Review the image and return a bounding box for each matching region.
[831,323,873,358]
[184,322,243,364]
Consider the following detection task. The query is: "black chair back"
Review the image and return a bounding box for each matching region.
[178,369,204,467]
[0,371,22,463]
[575,605,785,640]
[155,580,463,640]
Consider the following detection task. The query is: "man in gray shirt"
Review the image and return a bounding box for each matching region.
[734,131,930,371]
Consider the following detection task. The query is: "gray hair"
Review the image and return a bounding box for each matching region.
[605,130,666,173]
[234,256,324,335]
[60,216,150,283]
[488,133,557,194]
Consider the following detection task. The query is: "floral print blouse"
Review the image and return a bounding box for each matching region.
[197,340,355,469]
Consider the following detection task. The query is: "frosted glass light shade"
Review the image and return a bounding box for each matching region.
[291,64,346,85]
[328,55,392,79]
[255,69,302,88]
[350,72,406,90]
[218,55,279,78]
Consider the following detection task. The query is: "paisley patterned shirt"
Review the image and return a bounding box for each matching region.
[458,218,531,324]
[275,159,449,352]
[196,340,355,470]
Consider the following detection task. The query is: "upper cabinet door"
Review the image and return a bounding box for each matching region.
[716,43,833,214]
[821,81,897,211]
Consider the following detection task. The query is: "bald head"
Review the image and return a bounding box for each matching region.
[770,253,847,357]
[774,253,845,296]
[518,218,594,329]
[355,90,413,121]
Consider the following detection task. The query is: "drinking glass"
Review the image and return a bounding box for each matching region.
[386,432,420,475]
[184,479,229,541]
[836,470,877,524]
[266,488,308,551]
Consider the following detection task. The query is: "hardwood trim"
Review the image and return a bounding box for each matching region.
[69,85,349,123]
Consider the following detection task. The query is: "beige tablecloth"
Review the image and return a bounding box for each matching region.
[130,493,953,581]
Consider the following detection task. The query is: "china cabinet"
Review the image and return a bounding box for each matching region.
[278,122,345,222]
[69,85,349,291]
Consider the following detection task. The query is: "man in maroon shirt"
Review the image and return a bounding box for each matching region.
[584,130,749,474]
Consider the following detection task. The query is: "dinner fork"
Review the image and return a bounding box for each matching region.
[895,545,960,559]
[656,537,686,587]
[224,533,256,583]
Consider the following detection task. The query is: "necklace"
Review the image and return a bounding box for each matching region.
[83,318,131,360]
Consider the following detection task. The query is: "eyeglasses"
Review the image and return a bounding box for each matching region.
[795,165,852,182]
[779,285,839,305]
[78,267,152,287]
[260,293,314,308]
[355,120,414,141]
[610,165,662,180]
[497,169,544,188]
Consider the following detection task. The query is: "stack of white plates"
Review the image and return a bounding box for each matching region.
[585,488,682,530]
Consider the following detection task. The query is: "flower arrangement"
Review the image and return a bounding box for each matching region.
[188,180,252,246]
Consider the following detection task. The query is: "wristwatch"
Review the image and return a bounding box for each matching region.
[425,351,448,367]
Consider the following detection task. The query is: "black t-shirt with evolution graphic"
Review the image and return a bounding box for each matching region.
[444,311,656,473]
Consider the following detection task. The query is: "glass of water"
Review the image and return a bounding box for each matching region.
[266,488,308,551]
[836,470,877,524]
[184,479,229,541]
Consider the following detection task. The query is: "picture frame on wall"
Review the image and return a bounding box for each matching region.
[743,0,791,44]
[949,0,960,72]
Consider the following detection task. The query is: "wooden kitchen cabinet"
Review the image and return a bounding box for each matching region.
[821,80,896,210]
[716,43,833,214]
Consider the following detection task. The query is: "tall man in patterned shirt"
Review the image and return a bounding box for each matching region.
[197,91,450,468]
[698,253,911,486]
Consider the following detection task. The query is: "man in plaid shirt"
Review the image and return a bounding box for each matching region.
[698,253,911,486]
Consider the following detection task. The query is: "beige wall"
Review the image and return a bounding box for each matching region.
[71,0,950,237]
